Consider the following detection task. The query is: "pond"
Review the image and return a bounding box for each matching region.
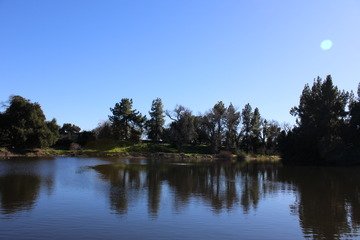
[0,157,359,240]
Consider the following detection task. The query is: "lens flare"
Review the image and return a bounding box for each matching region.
[320,40,333,50]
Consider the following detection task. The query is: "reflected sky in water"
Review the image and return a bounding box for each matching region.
[0,157,359,240]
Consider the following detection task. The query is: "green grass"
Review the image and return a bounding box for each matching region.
[104,143,179,154]
[1,141,281,162]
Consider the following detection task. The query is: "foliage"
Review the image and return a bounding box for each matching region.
[240,103,253,152]
[0,96,60,149]
[250,107,261,153]
[146,98,165,142]
[347,83,360,146]
[109,98,146,143]
[60,123,80,136]
[165,105,197,151]
[93,121,113,140]
[279,75,354,164]
[201,101,227,153]
[77,131,96,146]
[261,120,281,154]
[225,103,241,151]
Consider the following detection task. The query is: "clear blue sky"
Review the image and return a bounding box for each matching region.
[1,0,359,130]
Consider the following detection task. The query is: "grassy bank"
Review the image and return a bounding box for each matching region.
[0,141,280,162]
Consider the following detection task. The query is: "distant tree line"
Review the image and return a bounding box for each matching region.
[93,97,282,154]
[0,96,281,155]
[1,74,358,164]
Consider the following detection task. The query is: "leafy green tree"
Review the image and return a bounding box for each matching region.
[46,119,60,146]
[60,123,81,135]
[193,115,209,145]
[77,131,96,146]
[146,98,165,142]
[60,123,81,140]
[94,121,113,140]
[261,120,281,154]
[225,103,240,151]
[166,105,196,151]
[201,113,216,148]
[211,101,227,152]
[0,95,60,149]
[202,101,227,153]
[109,98,146,142]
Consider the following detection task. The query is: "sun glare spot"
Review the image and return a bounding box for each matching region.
[320,40,333,51]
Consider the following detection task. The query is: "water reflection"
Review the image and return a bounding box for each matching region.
[278,167,360,239]
[0,175,41,214]
[93,161,360,239]
[0,158,54,215]
[93,161,284,215]
[1,157,359,239]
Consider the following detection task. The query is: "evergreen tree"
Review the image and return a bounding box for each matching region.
[225,103,240,151]
[109,98,146,142]
[250,107,261,153]
[240,103,253,152]
[348,83,360,146]
[146,98,165,142]
[281,75,349,164]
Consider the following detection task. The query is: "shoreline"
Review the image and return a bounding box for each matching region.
[0,148,280,162]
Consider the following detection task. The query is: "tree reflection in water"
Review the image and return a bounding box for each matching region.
[93,160,360,239]
[0,159,55,215]
[92,161,282,215]
[0,175,41,214]
[278,167,360,240]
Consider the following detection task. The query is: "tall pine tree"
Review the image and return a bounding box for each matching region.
[146,98,165,142]
[109,98,146,142]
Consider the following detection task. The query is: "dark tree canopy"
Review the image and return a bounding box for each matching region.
[165,105,196,151]
[261,120,281,154]
[0,95,59,149]
[202,101,227,153]
[347,83,360,145]
[93,121,113,140]
[60,123,81,135]
[280,75,353,164]
[59,123,81,143]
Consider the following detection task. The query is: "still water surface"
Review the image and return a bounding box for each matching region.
[0,157,359,240]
